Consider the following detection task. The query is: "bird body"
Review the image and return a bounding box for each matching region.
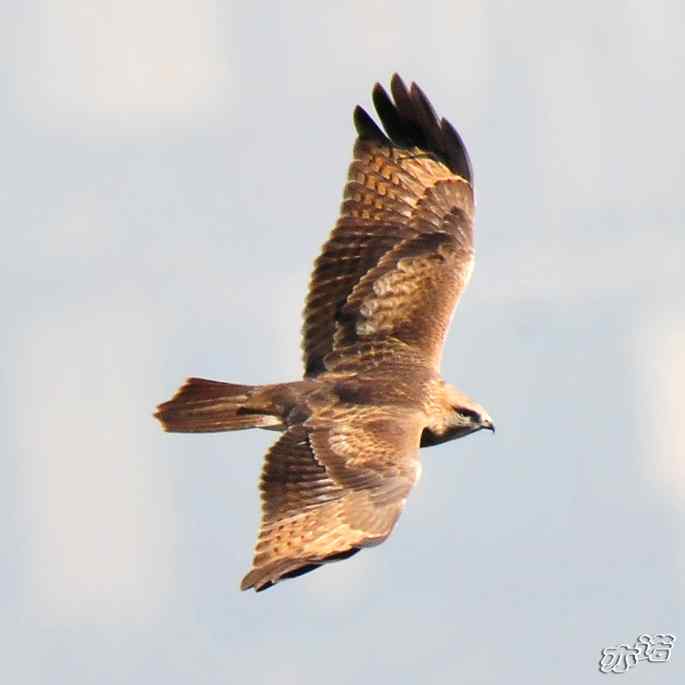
[155,75,494,591]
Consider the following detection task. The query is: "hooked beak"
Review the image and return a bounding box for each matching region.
[482,419,495,434]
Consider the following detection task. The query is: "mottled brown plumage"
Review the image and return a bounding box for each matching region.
[155,75,494,592]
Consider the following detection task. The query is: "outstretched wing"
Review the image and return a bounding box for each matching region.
[302,74,475,376]
[241,410,423,591]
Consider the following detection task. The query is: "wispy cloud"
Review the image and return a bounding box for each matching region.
[11,0,234,133]
[16,296,177,623]
[635,309,685,511]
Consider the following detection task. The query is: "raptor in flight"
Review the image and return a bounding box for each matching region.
[155,75,494,592]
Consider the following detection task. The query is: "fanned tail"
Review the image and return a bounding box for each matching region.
[154,378,283,433]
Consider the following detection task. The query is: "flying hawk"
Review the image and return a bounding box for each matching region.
[155,75,494,592]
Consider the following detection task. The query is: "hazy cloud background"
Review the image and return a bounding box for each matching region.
[3,1,683,682]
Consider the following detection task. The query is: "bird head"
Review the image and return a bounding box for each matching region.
[449,402,495,436]
[445,385,494,437]
[420,385,494,447]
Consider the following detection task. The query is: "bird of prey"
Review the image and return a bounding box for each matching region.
[155,75,494,592]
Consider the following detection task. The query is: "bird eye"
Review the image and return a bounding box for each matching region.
[455,408,480,422]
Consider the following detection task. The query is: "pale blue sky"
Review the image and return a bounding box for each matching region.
[3,1,684,683]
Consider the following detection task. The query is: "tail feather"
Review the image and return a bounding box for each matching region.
[154,378,282,433]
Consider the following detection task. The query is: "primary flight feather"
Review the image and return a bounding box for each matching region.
[155,75,494,592]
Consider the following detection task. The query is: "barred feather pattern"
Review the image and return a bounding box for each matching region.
[302,75,474,376]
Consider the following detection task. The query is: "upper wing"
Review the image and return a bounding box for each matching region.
[240,410,423,592]
[302,74,475,376]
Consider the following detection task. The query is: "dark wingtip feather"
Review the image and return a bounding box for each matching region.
[353,105,388,143]
[441,117,473,183]
[372,82,411,146]
[356,75,473,184]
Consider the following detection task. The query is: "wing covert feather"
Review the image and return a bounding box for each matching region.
[302,75,475,376]
[241,412,423,591]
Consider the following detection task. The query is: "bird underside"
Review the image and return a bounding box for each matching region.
[155,365,485,591]
[154,75,493,592]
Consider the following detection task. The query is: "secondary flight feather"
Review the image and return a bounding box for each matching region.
[155,75,494,592]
